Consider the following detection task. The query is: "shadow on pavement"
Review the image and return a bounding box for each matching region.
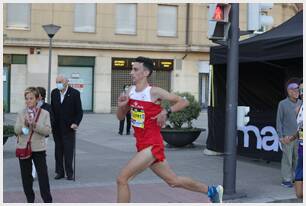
[268,198,302,203]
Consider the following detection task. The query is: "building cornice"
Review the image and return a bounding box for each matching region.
[3,38,211,53]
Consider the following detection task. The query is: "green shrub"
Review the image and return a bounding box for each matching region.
[3,101,7,113]
[3,125,15,136]
[162,92,201,129]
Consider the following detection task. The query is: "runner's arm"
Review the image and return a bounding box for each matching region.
[117,104,130,121]
[152,87,189,113]
[151,87,189,127]
[116,87,131,120]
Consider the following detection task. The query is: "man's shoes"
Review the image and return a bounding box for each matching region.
[118,132,123,135]
[66,176,73,180]
[208,185,223,203]
[126,132,130,135]
[54,174,65,180]
[281,181,293,188]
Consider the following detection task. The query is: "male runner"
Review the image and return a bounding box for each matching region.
[116,56,223,203]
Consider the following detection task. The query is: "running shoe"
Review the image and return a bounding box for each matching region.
[208,185,224,203]
[281,181,293,188]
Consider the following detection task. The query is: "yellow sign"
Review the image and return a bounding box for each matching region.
[112,58,173,70]
[160,61,173,69]
[114,60,126,67]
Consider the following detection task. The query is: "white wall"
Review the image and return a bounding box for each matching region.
[94,56,112,113]
[10,64,27,112]
[172,59,199,100]
[27,52,49,88]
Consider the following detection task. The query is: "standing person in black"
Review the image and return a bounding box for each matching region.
[31,87,55,179]
[37,86,55,132]
[51,75,83,180]
[118,84,131,135]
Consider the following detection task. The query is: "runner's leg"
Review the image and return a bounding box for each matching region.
[295,181,303,198]
[117,146,156,202]
[150,160,208,193]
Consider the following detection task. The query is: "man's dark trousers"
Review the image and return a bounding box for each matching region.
[54,131,75,178]
[119,112,131,134]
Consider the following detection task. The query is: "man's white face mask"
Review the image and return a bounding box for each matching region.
[56,83,65,90]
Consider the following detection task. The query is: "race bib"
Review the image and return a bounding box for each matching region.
[131,108,145,128]
[299,130,303,140]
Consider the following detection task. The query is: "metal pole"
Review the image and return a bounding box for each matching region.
[47,37,52,104]
[223,3,239,195]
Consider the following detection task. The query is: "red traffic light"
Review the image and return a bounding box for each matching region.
[213,5,224,21]
[208,3,231,40]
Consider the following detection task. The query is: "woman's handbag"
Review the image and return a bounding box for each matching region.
[16,108,41,159]
[16,141,32,159]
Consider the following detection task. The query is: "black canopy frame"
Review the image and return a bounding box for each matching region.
[206,11,303,161]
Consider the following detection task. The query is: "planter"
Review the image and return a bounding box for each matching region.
[3,134,14,145]
[161,128,204,147]
[3,125,15,145]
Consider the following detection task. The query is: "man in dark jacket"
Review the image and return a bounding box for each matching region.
[37,87,55,132]
[51,75,83,180]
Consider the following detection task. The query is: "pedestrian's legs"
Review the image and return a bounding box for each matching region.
[150,160,208,193]
[32,151,52,203]
[119,119,125,135]
[54,134,64,176]
[126,112,131,134]
[62,132,75,178]
[19,158,35,203]
[117,146,156,202]
[281,142,295,182]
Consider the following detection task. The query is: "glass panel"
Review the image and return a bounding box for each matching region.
[157,5,177,37]
[74,4,96,32]
[12,54,27,64]
[3,66,9,112]
[58,67,93,111]
[116,4,136,34]
[7,3,30,28]
[58,56,95,67]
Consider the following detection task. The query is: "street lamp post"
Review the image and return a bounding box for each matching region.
[42,24,61,103]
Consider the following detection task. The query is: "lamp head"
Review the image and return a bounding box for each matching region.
[42,24,61,38]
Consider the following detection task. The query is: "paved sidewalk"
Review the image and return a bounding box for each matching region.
[3,112,301,203]
[4,183,210,203]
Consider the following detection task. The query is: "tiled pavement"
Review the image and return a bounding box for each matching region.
[3,113,301,203]
[4,183,210,203]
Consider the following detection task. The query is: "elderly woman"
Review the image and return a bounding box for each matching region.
[14,87,52,203]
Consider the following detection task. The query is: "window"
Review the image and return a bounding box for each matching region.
[7,3,31,29]
[157,5,177,37]
[74,4,96,33]
[116,4,136,35]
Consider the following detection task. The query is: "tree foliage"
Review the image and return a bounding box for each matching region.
[162,92,201,129]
